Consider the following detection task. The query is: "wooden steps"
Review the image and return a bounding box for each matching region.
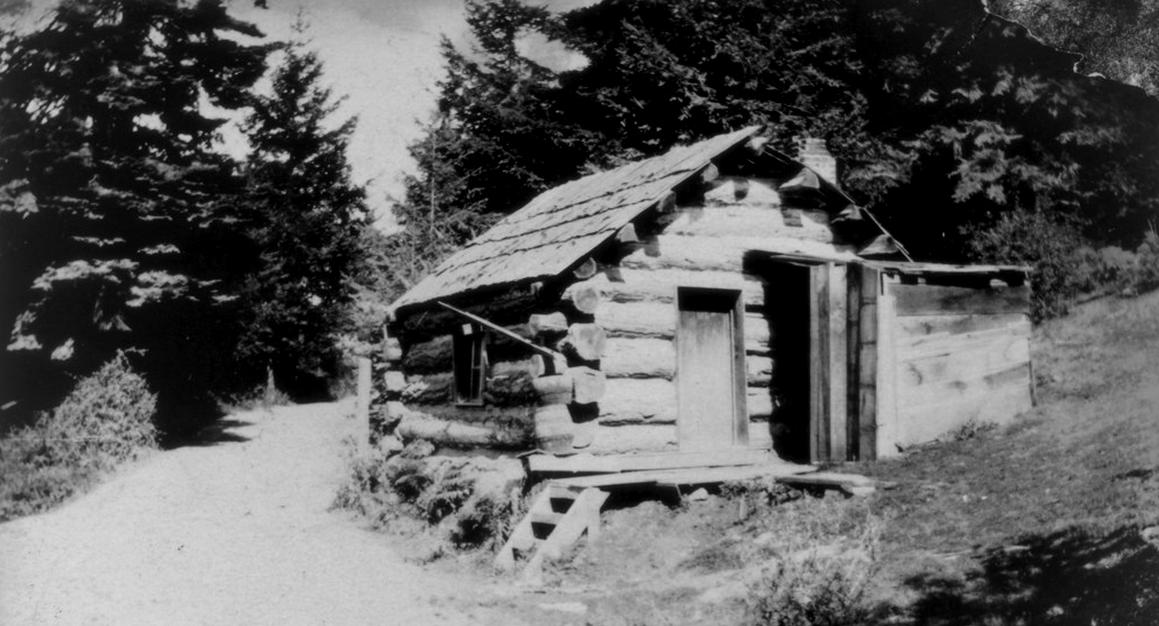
[495,483,608,579]
[495,455,876,580]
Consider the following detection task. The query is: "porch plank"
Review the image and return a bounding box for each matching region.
[527,447,775,475]
[553,461,817,489]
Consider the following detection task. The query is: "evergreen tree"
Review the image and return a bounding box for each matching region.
[386,0,1159,281]
[0,0,270,424]
[385,0,589,289]
[386,0,885,277]
[855,0,1159,253]
[989,0,1159,95]
[238,24,369,397]
[553,0,871,166]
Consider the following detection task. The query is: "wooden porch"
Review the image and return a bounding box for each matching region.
[496,447,877,580]
[525,447,872,493]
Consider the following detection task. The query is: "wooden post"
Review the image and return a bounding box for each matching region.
[827,264,848,462]
[846,266,861,460]
[809,265,829,464]
[876,278,898,457]
[857,266,880,461]
[264,363,276,406]
[356,356,372,446]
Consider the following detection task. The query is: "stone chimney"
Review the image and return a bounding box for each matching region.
[798,137,838,188]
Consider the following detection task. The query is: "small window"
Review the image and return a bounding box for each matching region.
[452,323,487,405]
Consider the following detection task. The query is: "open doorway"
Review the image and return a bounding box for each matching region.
[760,262,813,462]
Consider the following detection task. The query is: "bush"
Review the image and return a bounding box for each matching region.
[746,501,882,626]
[332,440,523,551]
[1133,229,1159,292]
[1073,245,1135,294]
[449,491,520,549]
[0,353,157,521]
[965,211,1087,322]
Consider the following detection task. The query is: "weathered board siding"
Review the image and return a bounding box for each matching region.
[856,266,880,461]
[874,278,1033,455]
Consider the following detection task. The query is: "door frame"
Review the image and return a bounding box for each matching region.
[807,262,849,464]
[674,286,748,450]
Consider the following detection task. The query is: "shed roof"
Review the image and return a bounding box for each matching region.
[392,126,763,313]
[863,260,1031,278]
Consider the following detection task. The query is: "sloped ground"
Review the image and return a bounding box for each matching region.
[0,401,515,625]
[487,291,1159,625]
[860,291,1159,624]
[4,292,1157,625]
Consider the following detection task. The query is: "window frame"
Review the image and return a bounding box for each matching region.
[452,322,487,406]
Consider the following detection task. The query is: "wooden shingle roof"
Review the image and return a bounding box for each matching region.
[392,126,762,313]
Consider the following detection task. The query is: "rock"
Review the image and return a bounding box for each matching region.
[1141,526,1159,548]
[688,488,709,501]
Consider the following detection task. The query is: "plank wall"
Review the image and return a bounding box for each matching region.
[874,276,1033,456]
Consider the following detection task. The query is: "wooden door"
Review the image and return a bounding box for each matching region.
[676,287,747,451]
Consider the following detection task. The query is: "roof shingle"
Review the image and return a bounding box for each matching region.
[392,126,762,312]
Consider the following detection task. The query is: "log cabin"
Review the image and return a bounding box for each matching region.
[379,126,1034,467]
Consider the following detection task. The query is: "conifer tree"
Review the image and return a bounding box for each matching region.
[238,23,369,396]
[0,0,270,421]
[386,0,1159,278]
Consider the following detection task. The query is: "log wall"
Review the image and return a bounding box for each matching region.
[584,197,818,452]
[874,278,1033,455]
[390,178,861,456]
[390,323,544,450]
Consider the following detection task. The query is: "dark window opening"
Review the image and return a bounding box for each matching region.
[453,323,486,405]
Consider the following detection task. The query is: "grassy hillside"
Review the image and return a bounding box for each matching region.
[480,291,1159,625]
[860,290,1159,624]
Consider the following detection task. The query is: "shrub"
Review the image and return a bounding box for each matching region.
[1073,245,1135,294]
[965,211,1087,321]
[746,501,882,626]
[0,353,157,520]
[950,419,999,442]
[216,382,293,414]
[1133,228,1159,293]
[332,440,524,550]
[721,477,804,521]
[449,491,520,549]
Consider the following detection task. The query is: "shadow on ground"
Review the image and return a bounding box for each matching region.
[905,526,1159,625]
[165,418,253,448]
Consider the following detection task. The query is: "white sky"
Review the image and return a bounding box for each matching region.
[226,0,470,229]
[227,0,596,230]
[10,0,597,230]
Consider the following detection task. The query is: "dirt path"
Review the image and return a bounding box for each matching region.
[0,401,515,625]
